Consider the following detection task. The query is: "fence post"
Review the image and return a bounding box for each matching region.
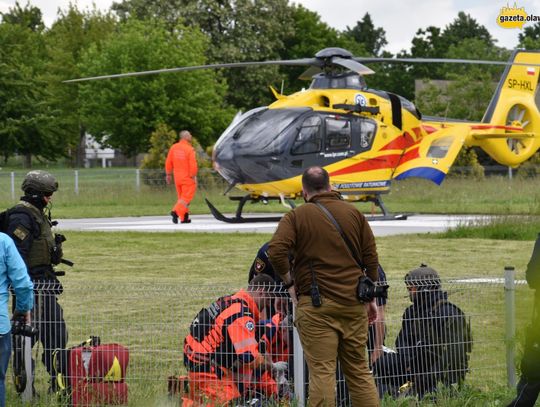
[74,170,79,195]
[136,169,140,192]
[10,172,15,201]
[293,307,305,406]
[505,266,517,388]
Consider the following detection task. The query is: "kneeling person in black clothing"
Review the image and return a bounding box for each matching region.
[373,264,472,398]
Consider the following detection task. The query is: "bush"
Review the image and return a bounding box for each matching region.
[517,152,540,179]
[140,124,214,188]
[140,124,177,187]
[448,147,485,179]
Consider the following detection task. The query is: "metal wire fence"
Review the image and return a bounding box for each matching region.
[6,271,533,406]
[1,166,539,202]
[0,169,228,202]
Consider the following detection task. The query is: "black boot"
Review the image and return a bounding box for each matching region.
[181,212,191,224]
[170,211,179,224]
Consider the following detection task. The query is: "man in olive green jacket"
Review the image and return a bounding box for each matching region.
[268,166,379,407]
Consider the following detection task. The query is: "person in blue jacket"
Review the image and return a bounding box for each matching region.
[0,233,33,407]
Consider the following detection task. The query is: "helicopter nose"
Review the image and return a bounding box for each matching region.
[213,143,288,186]
[213,143,246,184]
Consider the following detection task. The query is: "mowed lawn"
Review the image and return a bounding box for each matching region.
[6,231,536,406]
[1,169,539,218]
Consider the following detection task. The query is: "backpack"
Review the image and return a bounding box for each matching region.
[53,336,129,407]
[0,209,10,233]
[189,295,246,342]
[0,206,34,234]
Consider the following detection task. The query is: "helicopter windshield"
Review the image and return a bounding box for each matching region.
[226,107,311,156]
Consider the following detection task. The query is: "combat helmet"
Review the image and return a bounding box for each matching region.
[404,263,441,289]
[21,170,58,196]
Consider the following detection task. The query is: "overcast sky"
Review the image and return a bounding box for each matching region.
[1,0,540,54]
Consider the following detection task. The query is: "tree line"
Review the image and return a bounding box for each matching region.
[1,0,540,167]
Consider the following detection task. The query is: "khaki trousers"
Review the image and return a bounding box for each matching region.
[295,296,379,407]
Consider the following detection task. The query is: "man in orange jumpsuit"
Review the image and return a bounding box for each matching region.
[183,274,284,406]
[165,130,198,224]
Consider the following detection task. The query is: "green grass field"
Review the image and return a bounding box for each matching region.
[1,168,539,218]
[1,167,539,405]
[4,232,536,406]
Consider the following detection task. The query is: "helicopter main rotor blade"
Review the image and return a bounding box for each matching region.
[332,57,375,75]
[299,65,323,80]
[354,57,540,67]
[64,58,317,83]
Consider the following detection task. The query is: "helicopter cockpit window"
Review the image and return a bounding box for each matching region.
[223,107,310,156]
[360,120,376,150]
[325,117,351,151]
[291,116,322,155]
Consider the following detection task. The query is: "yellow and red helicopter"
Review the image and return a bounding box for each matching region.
[67,48,540,222]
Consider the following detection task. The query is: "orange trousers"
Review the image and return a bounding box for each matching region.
[183,371,241,406]
[172,179,196,221]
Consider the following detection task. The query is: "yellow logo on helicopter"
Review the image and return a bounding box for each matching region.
[497,3,538,29]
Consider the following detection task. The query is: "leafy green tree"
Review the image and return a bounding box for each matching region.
[44,5,117,166]
[365,49,415,100]
[518,22,540,49]
[0,5,65,167]
[0,1,45,32]
[141,123,177,170]
[344,13,387,56]
[140,123,176,186]
[110,0,294,110]
[78,18,233,156]
[112,0,183,28]
[442,11,494,49]
[411,12,495,80]
[278,4,366,94]
[179,0,294,109]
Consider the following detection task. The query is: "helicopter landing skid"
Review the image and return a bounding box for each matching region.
[206,194,408,223]
[205,196,286,223]
[359,195,409,221]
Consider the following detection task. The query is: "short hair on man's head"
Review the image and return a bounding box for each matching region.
[179,130,191,140]
[248,274,276,291]
[302,166,330,195]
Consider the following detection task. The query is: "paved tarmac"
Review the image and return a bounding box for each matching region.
[56,213,486,236]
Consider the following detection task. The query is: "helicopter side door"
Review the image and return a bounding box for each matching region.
[288,113,376,174]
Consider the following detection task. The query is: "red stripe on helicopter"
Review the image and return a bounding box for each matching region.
[330,147,420,176]
[380,131,416,151]
[411,127,423,138]
[380,127,424,151]
[422,125,438,134]
[469,124,523,131]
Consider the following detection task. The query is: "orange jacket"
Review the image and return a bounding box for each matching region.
[184,289,262,372]
[165,139,198,181]
[260,313,289,363]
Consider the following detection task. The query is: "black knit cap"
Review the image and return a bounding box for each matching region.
[404,263,441,288]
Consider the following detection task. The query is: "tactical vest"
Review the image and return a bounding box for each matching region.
[15,201,54,269]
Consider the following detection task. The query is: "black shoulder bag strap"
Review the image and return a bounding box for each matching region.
[314,202,366,272]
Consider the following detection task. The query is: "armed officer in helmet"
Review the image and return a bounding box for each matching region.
[5,170,68,392]
[373,264,472,398]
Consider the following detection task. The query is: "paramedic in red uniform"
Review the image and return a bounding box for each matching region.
[183,274,284,406]
[165,130,198,224]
